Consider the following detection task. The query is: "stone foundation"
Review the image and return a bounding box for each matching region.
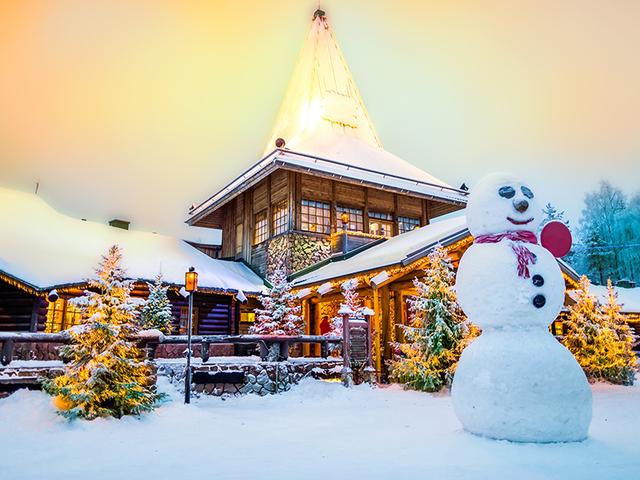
[158,358,342,396]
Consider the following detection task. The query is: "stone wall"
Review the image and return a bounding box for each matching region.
[158,358,342,396]
[265,233,331,277]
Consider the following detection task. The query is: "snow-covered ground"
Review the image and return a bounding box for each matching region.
[1,379,639,480]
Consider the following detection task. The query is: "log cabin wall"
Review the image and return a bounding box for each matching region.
[205,168,464,275]
[0,276,238,338]
[0,280,45,332]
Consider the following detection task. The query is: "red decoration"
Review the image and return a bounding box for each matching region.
[541,221,572,258]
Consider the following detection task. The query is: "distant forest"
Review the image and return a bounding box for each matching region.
[554,182,640,286]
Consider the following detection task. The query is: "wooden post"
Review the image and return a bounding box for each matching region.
[279,340,290,361]
[341,312,352,386]
[372,286,381,378]
[200,341,210,363]
[380,286,391,376]
[1,339,14,366]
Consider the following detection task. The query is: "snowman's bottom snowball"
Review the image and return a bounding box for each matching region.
[451,331,592,443]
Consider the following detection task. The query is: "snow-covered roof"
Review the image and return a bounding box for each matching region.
[188,149,467,223]
[187,10,467,224]
[573,285,640,314]
[0,187,264,293]
[292,215,468,286]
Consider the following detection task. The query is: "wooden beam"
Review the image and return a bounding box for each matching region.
[380,286,391,374]
[372,286,381,377]
[363,188,369,234]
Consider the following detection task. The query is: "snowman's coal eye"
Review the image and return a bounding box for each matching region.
[498,186,516,199]
[521,186,534,199]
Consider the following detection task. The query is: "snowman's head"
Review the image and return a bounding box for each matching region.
[466,173,542,238]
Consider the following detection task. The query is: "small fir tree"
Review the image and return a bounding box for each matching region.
[250,269,303,335]
[328,279,367,336]
[389,245,476,392]
[597,280,636,384]
[562,276,636,385]
[43,245,164,419]
[140,273,174,334]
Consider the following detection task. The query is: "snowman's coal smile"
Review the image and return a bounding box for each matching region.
[507,217,534,225]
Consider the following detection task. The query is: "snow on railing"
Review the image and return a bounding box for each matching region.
[0,332,342,366]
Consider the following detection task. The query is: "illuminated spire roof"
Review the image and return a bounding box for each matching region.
[264,9,381,155]
[187,10,467,225]
[262,9,451,188]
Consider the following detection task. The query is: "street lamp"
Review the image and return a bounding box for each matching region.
[184,266,198,404]
[340,212,349,255]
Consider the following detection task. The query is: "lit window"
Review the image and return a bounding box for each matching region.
[398,216,420,234]
[552,320,564,336]
[369,211,394,237]
[301,199,331,234]
[254,211,268,245]
[272,201,289,236]
[336,205,364,232]
[45,298,83,333]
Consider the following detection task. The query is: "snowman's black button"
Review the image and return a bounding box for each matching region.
[533,295,546,308]
[532,274,544,287]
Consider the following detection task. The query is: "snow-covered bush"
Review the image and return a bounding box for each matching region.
[140,273,174,334]
[42,245,165,419]
[389,245,477,392]
[251,269,303,335]
[562,276,636,385]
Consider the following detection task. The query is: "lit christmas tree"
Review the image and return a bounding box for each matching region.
[250,269,303,335]
[43,245,164,419]
[140,273,174,334]
[389,245,476,392]
[562,276,636,385]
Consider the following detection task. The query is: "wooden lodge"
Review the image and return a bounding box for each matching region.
[0,187,264,342]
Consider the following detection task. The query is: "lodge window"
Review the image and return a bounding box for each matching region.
[336,205,364,232]
[45,298,83,333]
[301,199,331,234]
[398,216,420,234]
[551,320,564,336]
[254,211,268,245]
[368,211,394,238]
[272,201,289,236]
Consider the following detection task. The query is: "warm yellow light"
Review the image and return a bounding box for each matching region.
[185,267,198,292]
[340,212,349,225]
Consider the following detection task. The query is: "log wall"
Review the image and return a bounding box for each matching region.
[201,168,464,274]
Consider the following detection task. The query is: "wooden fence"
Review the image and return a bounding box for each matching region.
[0,332,342,367]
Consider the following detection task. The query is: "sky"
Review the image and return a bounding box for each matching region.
[1,0,638,242]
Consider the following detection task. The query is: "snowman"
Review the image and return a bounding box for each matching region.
[451,173,592,443]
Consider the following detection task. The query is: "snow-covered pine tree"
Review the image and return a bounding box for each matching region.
[598,280,636,384]
[43,245,164,419]
[562,276,636,385]
[328,279,366,336]
[389,245,476,392]
[250,269,303,335]
[140,272,174,334]
[540,202,569,229]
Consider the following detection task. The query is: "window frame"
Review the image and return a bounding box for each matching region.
[397,216,420,234]
[336,205,364,232]
[253,210,268,245]
[368,211,394,238]
[300,199,331,234]
[272,200,289,236]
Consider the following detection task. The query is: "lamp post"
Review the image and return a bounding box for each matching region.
[184,266,198,404]
[340,212,349,255]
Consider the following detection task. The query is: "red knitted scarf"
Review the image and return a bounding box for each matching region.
[475,231,538,278]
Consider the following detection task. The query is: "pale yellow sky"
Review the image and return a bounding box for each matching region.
[1,0,638,239]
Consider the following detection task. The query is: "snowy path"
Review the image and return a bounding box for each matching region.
[0,380,639,480]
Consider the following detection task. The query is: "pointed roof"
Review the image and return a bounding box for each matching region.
[188,10,467,224]
[264,9,381,155]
